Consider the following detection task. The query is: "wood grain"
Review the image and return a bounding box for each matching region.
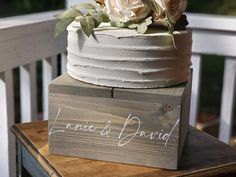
[11,121,236,177]
[49,73,113,98]
[48,73,191,169]
[113,83,187,105]
[179,72,192,159]
[48,94,181,169]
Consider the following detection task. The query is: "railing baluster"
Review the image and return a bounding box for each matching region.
[219,58,236,144]
[61,52,67,74]
[0,70,16,177]
[43,56,58,120]
[190,54,202,126]
[20,63,37,122]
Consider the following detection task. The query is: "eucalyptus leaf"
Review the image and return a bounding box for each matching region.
[145,16,153,25]
[93,16,102,28]
[56,8,82,20]
[128,23,138,29]
[131,16,153,34]
[92,12,110,23]
[84,11,92,17]
[91,12,110,28]
[99,12,110,22]
[110,21,131,28]
[55,17,74,37]
[75,15,83,21]
[94,20,102,28]
[80,16,96,37]
[137,23,148,34]
[72,3,96,10]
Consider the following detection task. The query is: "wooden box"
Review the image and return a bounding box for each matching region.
[48,73,191,170]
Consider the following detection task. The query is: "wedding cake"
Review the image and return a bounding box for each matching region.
[49,0,192,169]
[56,0,192,88]
[67,23,191,88]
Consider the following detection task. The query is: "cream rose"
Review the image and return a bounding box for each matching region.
[105,0,150,23]
[155,0,187,23]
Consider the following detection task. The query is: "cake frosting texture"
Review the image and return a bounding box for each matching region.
[67,22,192,88]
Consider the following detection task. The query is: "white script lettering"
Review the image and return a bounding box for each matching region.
[49,108,65,135]
[118,113,179,147]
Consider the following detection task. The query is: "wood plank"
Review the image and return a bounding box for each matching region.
[49,73,186,104]
[48,74,191,169]
[179,72,192,159]
[0,71,16,177]
[0,11,62,30]
[187,13,236,32]
[17,141,22,177]
[43,57,58,120]
[22,145,50,177]
[60,52,67,74]
[20,63,38,122]
[49,73,113,98]
[219,58,236,143]
[191,30,236,57]
[189,55,201,126]
[113,83,187,105]
[11,121,236,177]
[66,0,89,7]
[0,11,66,73]
[48,93,182,169]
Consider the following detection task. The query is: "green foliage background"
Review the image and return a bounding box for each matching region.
[187,0,236,15]
[0,0,65,17]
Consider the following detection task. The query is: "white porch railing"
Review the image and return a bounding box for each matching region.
[0,10,236,177]
[0,11,66,177]
[188,13,236,144]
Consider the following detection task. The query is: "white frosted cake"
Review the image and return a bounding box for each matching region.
[55,0,192,88]
[67,22,192,88]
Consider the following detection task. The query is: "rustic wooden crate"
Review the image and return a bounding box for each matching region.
[48,73,191,170]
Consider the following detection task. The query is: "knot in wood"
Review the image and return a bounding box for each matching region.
[164,103,174,112]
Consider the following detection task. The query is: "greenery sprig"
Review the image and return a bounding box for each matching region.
[128,16,153,34]
[55,0,188,39]
[55,2,109,37]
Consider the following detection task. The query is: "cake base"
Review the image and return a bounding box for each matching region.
[48,73,191,169]
[67,70,189,88]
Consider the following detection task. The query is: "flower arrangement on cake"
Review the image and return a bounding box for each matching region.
[55,0,188,37]
[55,0,192,88]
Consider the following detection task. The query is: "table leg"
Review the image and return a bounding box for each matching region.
[17,140,22,177]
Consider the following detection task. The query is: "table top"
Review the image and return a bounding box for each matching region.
[12,121,236,177]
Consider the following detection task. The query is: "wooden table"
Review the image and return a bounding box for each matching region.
[12,121,236,177]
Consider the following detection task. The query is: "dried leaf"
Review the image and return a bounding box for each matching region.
[129,23,138,29]
[56,8,82,19]
[137,23,148,34]
[80,16,96,37]
[55,18,74,37]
